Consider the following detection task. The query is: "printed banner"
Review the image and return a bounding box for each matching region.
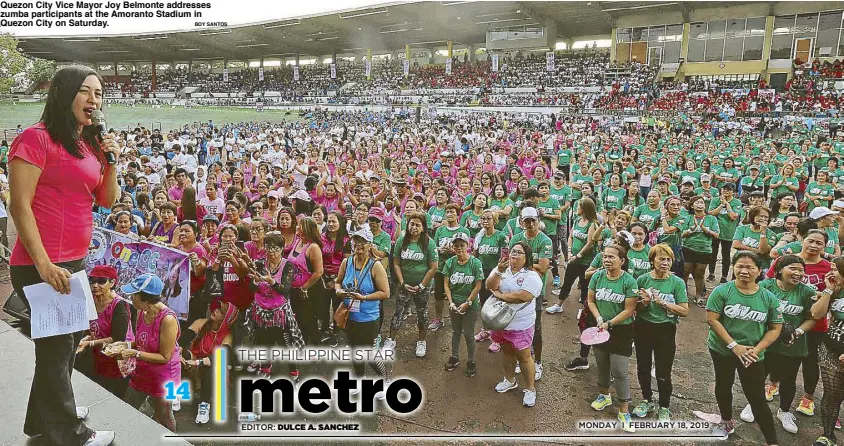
[546,52,555,72]
[445,58,452,75]
[330,63,336,79]
[491,54,499,72]
[293,65,300,81]
[86,227,191,321]
[758,88,776,102]
[365,60,371,78]
[403,59,410,77]
[223,68,229,82]
[258,67,264,81]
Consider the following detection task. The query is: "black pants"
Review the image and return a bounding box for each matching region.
[802,331,823,395]
[549,235,561,279]
[311,279,331,335]
[708,239,731,279]
[709,350,778,445]
[290,288,316,345]
[559,262,588,303]
[11,259,94,446]
[765,351,802,412]
[345,319,386,378]
[634,321,677,408]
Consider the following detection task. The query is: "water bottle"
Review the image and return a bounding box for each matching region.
[238,413,261,422]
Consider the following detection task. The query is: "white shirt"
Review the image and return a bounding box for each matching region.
[494,267,543,331]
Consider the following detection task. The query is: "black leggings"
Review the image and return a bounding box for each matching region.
[634,321,677,408]
[549,235,561,279]
[559,262,588,303]
[802,331,823,395]
[765,352,802,412]
[708,239,732,279]
[820,343,844,442]
[345,319,387,378]
[709,350,778,445]
[290,289,316,345]
[312,280,332,335]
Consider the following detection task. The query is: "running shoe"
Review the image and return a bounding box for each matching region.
[195,402,210,424]
[416,340,427,358]
[545,303,564,314]
[76,406,89,420]
[488,341,501,352]
[813,436,836,446]
[535,362,543,381]
[495,377,518,393]
[444,356,459,371]
[712,420,735,439]
[565,357,589,371]
[428,318,443,331]
[383,338,397,355]
[658,407,671,422]
[618,412,635,433]
[475,329,490,342]
[523,389,536,407]
[246,361,261,373]
[172,397,181,412]
[515,363,521,374]
[553,276,561,288]
[591,394,613,411]
[766,383,779,401]
[797,396,816,416]
[837,419,842,430]
[777,409,798,433]
[740,404,754,423]
[466,360,477,377]
[83,431,115,446]
[632,400,654,418]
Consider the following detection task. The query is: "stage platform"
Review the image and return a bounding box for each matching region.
[0,320,191,446]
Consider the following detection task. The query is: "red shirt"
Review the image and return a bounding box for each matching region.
[9,124,103,265]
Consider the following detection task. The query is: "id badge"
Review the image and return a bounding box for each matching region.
[349,300,362,313]
[576,308,583,320]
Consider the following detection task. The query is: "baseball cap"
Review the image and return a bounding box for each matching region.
[451,232,471,244]
[749,165,760,170]
[700,174,712,182]
[290,190,311,201]
[681,178,694,186]
[350,228,374,243]
[810,206,839,220]
[657,176,671,184]
[202,214,220,224]
[616,230,635,247]
[521,207,539,220]
[267,190,280,199]
[833,199,844,209]
[89,265,118,281]
[120,273,164,296]
[368,207,386,221]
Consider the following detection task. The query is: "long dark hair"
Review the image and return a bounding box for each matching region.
[400,211,430,256]
[180,186,198,221]
[326,210,348,254]
[41,65,105,160]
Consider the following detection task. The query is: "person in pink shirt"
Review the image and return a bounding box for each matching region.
[10,66,120,446]
[117,273,181,432]
[168,168,189,204]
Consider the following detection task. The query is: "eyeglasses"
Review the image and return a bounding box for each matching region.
[266,245,283,252]
[89,277,110,285]
[509,250,526,256]
[250,228,265,233]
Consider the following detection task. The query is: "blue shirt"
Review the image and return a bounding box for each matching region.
[341,257,379,323]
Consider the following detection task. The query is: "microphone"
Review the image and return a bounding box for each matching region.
[91,109,116,165]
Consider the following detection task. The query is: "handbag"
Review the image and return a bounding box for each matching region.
[480,297,532,331]
[333,299,355,330]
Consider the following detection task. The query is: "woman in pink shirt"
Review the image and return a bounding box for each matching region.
[117,273,181,431]
[10,66,120,446]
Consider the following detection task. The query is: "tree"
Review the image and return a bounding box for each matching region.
[27,58,56,89]
[0,33,27,94]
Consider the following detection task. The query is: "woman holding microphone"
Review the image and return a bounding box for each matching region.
[10,66,120,446]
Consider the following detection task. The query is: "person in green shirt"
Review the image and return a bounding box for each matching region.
[489,184,514,232]
[537,182,563,286]
[587,244,639,433]
[740,166,765,199]
[695,174,719,209]
[600,173,627,217]
[428,188,449,232]
[367,207,393,271]
[633,190,662,232]
[806,170,836,212]
[442,232,483,376]
[770,163,801,200]
[472,209,509,351]
[657,195,687,278]
[682,196,720,307]
[747,256,817,433]
[550,197,600,314]
[732,205,775,266]
[550,172,572,263]
[705,251,783,442]
[631,243,689,421]
[387,212,439,358]
[708,184,743,283]
[431,203,471,331]
[460,193,487,238]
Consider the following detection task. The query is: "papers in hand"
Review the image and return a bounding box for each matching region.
[24,270,97,339]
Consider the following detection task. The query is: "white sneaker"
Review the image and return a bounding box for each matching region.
[195,402,210,424]
[495,377,518,393]
[83,431,115,446]
[383,338,397,355]
[515,363,521,374]
[777,409,798,433]
[545,304,564,314]
[740,404,755,423]
[76,406,89,420]
[523,389,536,407]
[535,362,543,381]
[246,361,261,373]
[415,340,427,357]
[172,397,181,412]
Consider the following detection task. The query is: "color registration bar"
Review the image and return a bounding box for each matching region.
[213,347,226,422]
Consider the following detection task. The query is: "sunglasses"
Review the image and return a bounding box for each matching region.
[89,277,110,285]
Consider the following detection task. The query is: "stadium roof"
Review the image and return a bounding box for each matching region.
[16,1,762,63]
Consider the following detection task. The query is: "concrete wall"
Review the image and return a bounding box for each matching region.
[683,60,767,76]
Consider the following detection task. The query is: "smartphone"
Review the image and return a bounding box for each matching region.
[235,241,245,251]
[254,260,266,275]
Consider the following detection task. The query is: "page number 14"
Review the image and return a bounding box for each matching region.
[164,381,191,401]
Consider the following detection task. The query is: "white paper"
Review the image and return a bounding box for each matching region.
[24,271,97,339]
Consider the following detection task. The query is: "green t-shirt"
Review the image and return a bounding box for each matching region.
[771,175,799,199]
[488,198,513,231]
[588,269,638,326]
[474,230,508,273]
[549,186,572,225]
[826,226,839,255]
[732,225,776,267]
[433,225,471,273]
[806,182,835,210]
[600,187,626,212]
[706,282,784,361]
[589,245,651,279]
[657,214,688,248]
[459,210,483,238]
[637,273,689,325]
[428,206,447,227]
[537,197,561,234]
[759,278,815,357]
[442,256,483,309]
[633,204,662,232]
[708,197,743,240]
[509,231,553,267]
[682,215,720,253]
[571,173,592,201]
[393,236,438,286]
[372,230,392,257]
[570,218,597,264]
[557,148,574,166]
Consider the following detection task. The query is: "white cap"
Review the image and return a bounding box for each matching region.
[810,206,839,220]
[290,190,311,201]
[450,232,471,244]
[617,230,635,247]
[520,207,539,220]
[833,200,844,210]
[350,228,374,243]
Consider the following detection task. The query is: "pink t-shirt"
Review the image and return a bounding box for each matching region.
[9,124,103,265]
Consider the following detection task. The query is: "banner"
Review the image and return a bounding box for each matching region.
[293,65,300,81]
[258,67,264,81]
[365,60,371,78]
[330,63,336,79]
[491,54,499,72]
[86,227,192,321]
[445,58,452,75]
[758,88,776,102]
[403,59,410,77]
[223,68,229,82]
[546,52,555,72]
